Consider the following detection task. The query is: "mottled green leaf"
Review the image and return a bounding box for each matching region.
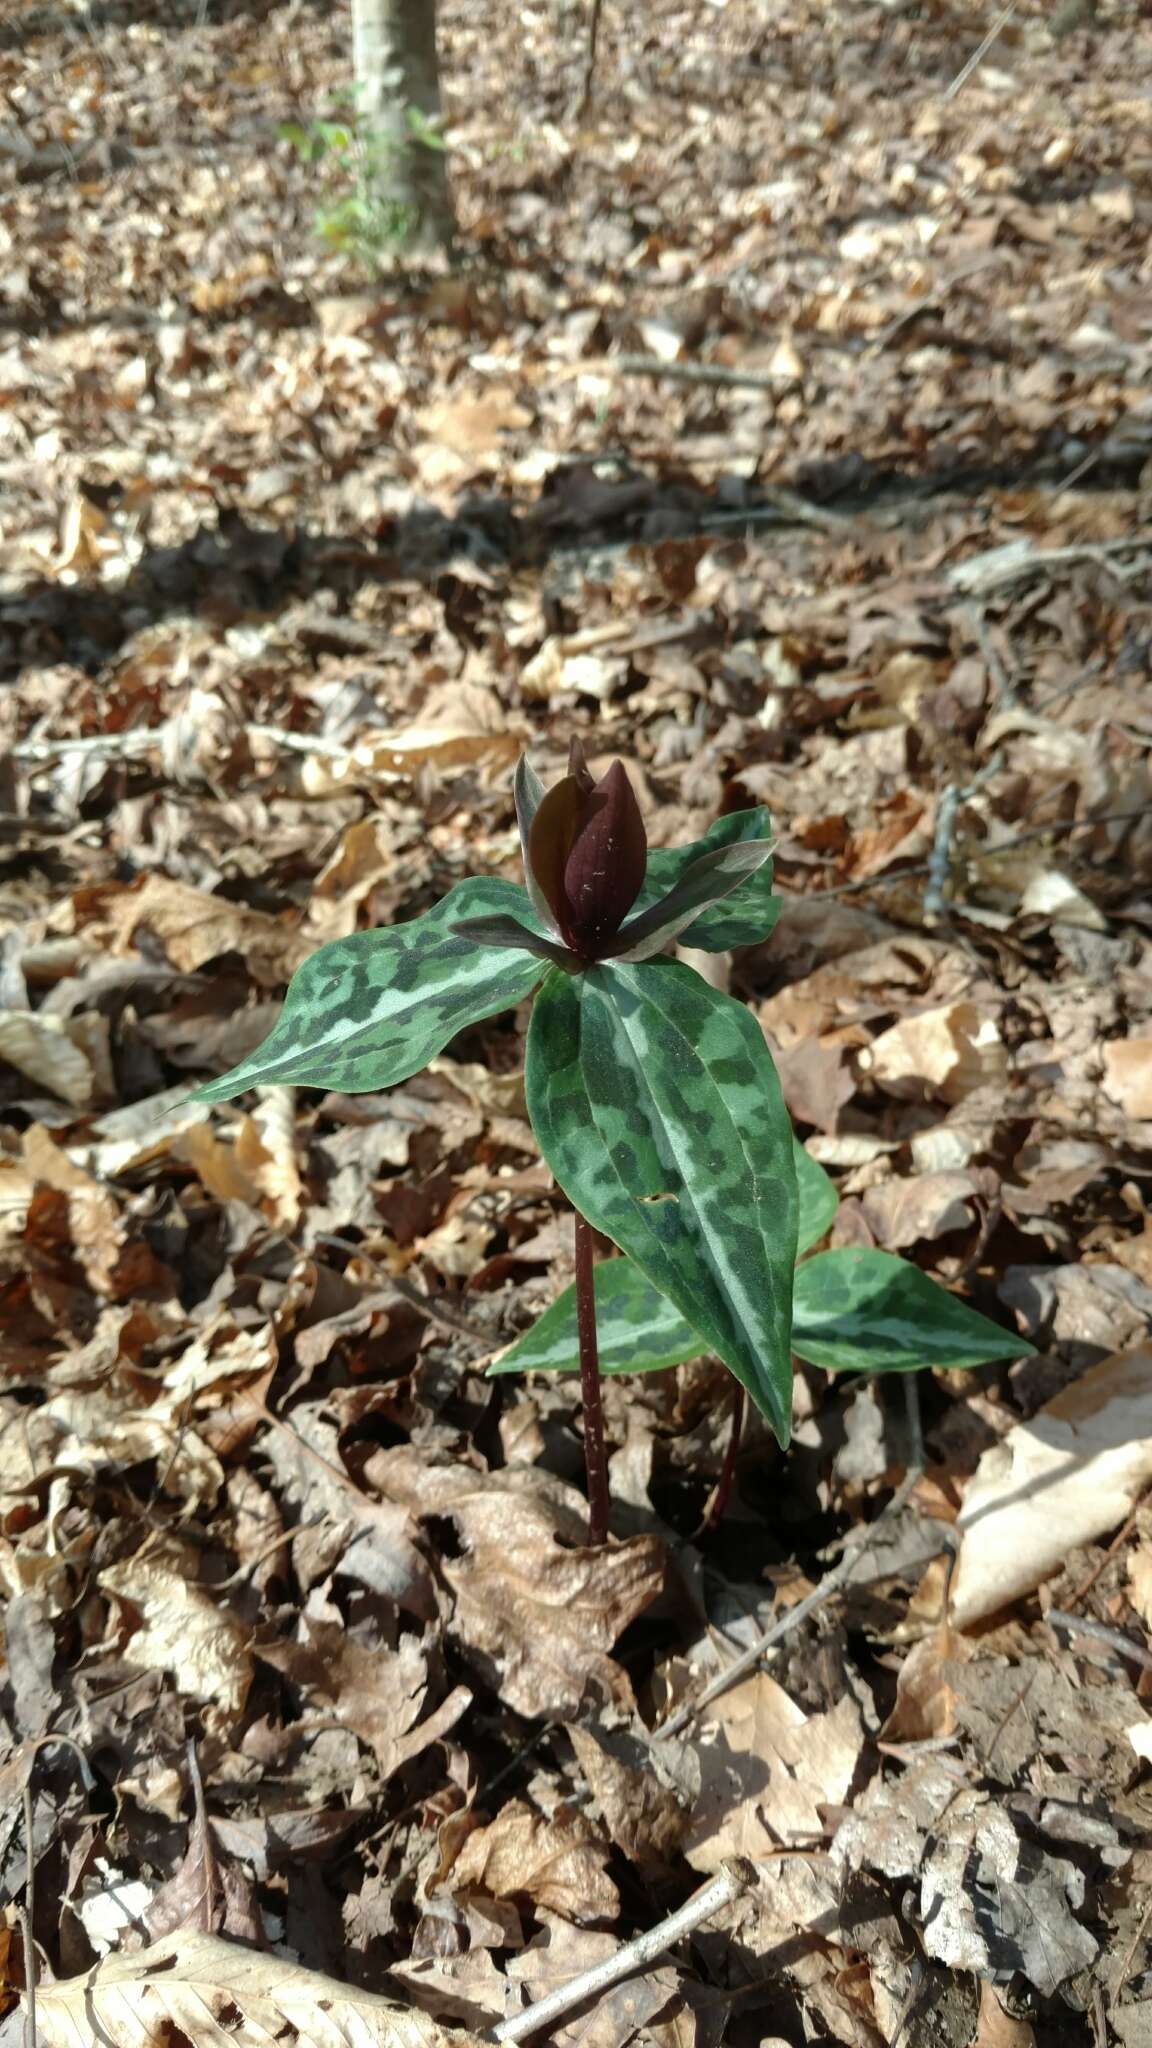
[794,1145,838,1251]
[489,1256,690,1379]
[525,959,797,1438]
[612,840,774,961]
[489,1140,837,1382]
[791,1249,1035,1374]
[194,878,544,1102]
[636,809,778,951]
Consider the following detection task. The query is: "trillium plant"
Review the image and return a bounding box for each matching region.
[196,742,1032,1542]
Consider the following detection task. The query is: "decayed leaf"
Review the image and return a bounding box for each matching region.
[366,1454,664,1717]
[1102,1037,1152,1120]
[258,1622,470,1780]
[880,1623,971,1743]
[0,1010,96,1107]
[919,1804,1097,1997]
[31,1928,489,2048]
[450,1798,619,1924]
[567,1723,698,1871]
[92,875,310,986]
[950,1345,1152,1627]
[505,1913,679,2048]
[861,1001,1008,1103]
[99,1559,253,1731]
[685,1672,864,1872]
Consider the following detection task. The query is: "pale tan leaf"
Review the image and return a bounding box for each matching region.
[99,1560,252,1730]
[0,1010,94,1107]
[450,1798,619,1924]
[1102,1038,1152,1120]
[950,1345,1152,1627]
[31,1927,488,2048]
[685,1673,863,1872]
[861,1001,1008,1103]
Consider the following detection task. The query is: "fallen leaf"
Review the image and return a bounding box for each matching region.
[0,1010,96,1107]
[685,1672,864,1871]
[366,1453,664,1717]
[1103,1038,1152,1120]
[861,1002,1008,1103]
[99,1558,253,1732]
[450,1798,618,1924]
[973,1982,1037,2048]
[31,1928,489,2048]
[950,1346,1152,1627]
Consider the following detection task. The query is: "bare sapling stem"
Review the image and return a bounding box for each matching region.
[703,1382,745,1532]
[574,1209,611,1546]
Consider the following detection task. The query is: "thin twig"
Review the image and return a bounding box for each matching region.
[490,1861,755,2042]
[943,0,1018,100]
[1047,1609,1152,1675]
[574,0,605,115]
[923,782,961,922]
[610,353,785,391]
[655,1464,924,1739]
[575,1210,611,1547]
[21,1777,36,2048]
[806,803,1146,900]
[948,536,1151,596]
[701,1385,745,1534]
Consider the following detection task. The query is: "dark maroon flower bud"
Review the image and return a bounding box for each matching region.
[526,739,648,959]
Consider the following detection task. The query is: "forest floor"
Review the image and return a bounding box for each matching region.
[1,0,1152,2041]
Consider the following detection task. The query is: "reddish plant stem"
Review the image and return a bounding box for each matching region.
[573,1209,611,1546]
[704,1384,745,1533]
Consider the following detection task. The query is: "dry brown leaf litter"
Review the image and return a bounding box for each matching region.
[2,0,1152,2041]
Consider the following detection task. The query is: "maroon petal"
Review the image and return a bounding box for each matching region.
[561,761,647,954]
[527,774,586,936]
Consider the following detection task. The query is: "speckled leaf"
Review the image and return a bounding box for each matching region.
[612,840,774,961]
[488,1142,837,1382]
[525,960,797,1438]
[194,879,544,1102]
[635,809,778,951]
[791,1249,1036,1374]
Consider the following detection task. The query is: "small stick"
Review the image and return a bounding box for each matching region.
[491,1861,754,2042]
[1047,1609,1152,1675]
[611,355,787,392]
[655,1463,924,1739]
[923,782,961,922]
[809,803,1147,901]
[574,0,604,115]
[574,1210,611,1546]
[21,1777,36,2048]
[943,0,1018,100]
[702,1385,745,1534]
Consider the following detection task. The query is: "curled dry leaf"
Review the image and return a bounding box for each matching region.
[567,1723,699,1871]
[30,1928,490,2048]
[92,874,310,987]
[258,1622,470,1781]
[950,1345,1152,1627]
[0,1009,96,1107]
[99,1558,253,1732]
[860,1001,1008,1104]
[450,1797,619,1925]
[366,1454,664,1717]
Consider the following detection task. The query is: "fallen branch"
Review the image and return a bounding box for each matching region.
[948,536,1152,597]
[654,1464,926,1740]
[610,353,787,392]
[943,0,1018,100]
[490,1860,755,2042]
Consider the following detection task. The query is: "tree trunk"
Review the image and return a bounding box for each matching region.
[351,0,454,252]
